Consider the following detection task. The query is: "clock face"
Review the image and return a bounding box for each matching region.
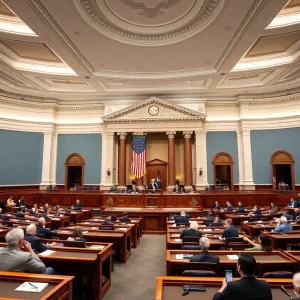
[148,105,159,116]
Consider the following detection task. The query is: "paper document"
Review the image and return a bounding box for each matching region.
[117,228,127,231]
[82,231,89,234]
[203,229,212,232]
[227,255,239,260]
[90,245,105,249]
[175,239,182,242]
[175,254,183,259]
[39,250,56,256]
[15,282,49,293]
[171,234,180,237]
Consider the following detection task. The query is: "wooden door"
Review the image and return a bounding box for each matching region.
[146,159,167,190]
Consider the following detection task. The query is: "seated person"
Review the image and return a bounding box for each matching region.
[283,212,293,221]
[110,185,118,193]
[67,226,86,242]
[54,208,63,217]
[119,212,131,222]
[36,217,57,239]
[30,203,38,214]
[41,208,52,220]
[190,237,220,264]
[0,228,55,274]
[210,217,223,227]
[220,218,238,239]
[131,184,139,194]
[16,196,26,207]
[288,198,297,208]
[203,212,215,226]
[174,211,189,224]
[173,184,181,193]
[293,208,300,220]
[0,208,10,225]
[250,205,261,215]
[180,221,202,239]
[293,272,300,300]
[24,224,56,253]
[269,202,278,214]
[6,196,15,207]
[73,199,82,210]
[211,201,221,210]
[99,217,114,230]
[225,201,233,211]
[107,215,117,222]
[148,179,158,191]
[236,201,244,212]
[213,254,272,300]
[15,207,25,218]
[243,233,273,251]
[274,216,293,232]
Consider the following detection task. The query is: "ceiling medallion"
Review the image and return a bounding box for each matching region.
[118,0,183,19]
[75,0,224,46]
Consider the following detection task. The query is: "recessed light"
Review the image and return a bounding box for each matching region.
[139,67,143,70]
[85,76,91,79]
[225,26,231,31]
[101,64,105,67]
[74,32,80,36]
[188,81,191,83]
[220,73,225,76]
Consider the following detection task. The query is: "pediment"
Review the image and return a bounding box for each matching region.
[102,97,206,123]
[146,159,167,166]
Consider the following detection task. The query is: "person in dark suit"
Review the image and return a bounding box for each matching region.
[293,208,300,220]
[288,198,297,208]
[173,184,181,193]
[212,201,221,209]
[174,211,189,224]
[210,217,223,227]
[41,208,52,220]
[221,219,238,239]
[251,205,261,215]
[203,212,215,226]
[15,207,25,218]
[109,185,118,193]
[148,179,158,191]
[119,212,131,222]
[107,215,117,222]
[73,199,82,210]
[0,208,10,226]
[99,217,114,230]
[131,184,139,194]
[225,201,233,211]
[54,208,63,217]
[293,272,300,300]
[213,254,272,300]
[180,221,202,239]
[24,224,56,253]
[190,237,220,264]
[36,217,57,239]
[16,196,26,207]
[30,204,38,214]
[236,202,244,212]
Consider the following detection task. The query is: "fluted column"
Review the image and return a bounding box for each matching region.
[166,131,176,187]
[117,132,127,187]
[195,130,208,190]
[183,131,193,188]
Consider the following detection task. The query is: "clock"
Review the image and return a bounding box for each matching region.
[148,105,159,116]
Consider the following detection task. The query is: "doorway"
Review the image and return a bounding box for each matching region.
[212,152,234,190]
[65,153,85,190]
[146,159,167,190]
[271,150,294,190]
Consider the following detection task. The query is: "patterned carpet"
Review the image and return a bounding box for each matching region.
[103,235,166,300]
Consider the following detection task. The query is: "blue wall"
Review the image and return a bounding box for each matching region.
[0,130,43,184]
[251,128,300,184]
[56,134,102,184]
[206,131,239,184]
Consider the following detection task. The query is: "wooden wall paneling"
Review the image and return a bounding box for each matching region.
[174,196,186,208]
[165,196,176,208]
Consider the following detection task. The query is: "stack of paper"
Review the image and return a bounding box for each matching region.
[39,250,55,256]
[15,282,49,293]
[89,245,105,249]
[175,254,183,259]
[227,254,239,260]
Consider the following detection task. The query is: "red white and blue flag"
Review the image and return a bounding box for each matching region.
[131,134,146,178]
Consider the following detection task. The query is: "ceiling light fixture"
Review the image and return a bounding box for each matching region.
[74,32,80,36]
[225,26,231,31]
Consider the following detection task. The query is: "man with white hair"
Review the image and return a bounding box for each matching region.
[190,237,220,264]
[175,211,190,224]
[293,272,300,299]
[0,228,46,273]
[25,223,56,253]
[274,216,293,232]
[36,217,57,239]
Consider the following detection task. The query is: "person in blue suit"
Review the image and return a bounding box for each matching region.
[174,211,189,224]
[221,219,238,239]
[73,199,82,210]
[225,201,233,211]
[36,217,57,239]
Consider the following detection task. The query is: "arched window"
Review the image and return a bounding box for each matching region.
[65,153,85,190]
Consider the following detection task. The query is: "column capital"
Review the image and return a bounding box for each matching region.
[166,131,176,138]
[183,131,193,139]
[195,130,206,138]
[117,132,127,139]
[106,132,115,138]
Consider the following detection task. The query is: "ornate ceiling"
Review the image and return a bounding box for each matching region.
[0,0,299,103]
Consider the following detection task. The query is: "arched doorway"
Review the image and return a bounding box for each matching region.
[65,153,85,190]
[146,159,167,190]
[271,150,294,190]
[212,152,234,190]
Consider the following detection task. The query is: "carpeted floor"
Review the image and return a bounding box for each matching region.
[103,235,166,300]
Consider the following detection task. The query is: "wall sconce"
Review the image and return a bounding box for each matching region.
[107,169,111,176]
[199,167,203,176]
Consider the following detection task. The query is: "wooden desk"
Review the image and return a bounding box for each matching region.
[264,232,300,250]
[38,246,112,299]
[285,250,300,270]
[224,213,282,226]
[166,250,296,276]
[0,226,12,240]
[0,271,73,300]
[63,211,84,224]
[56,228,131,263]
[155,276,294,300]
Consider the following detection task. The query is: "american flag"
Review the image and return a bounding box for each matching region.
[131,134,146,178]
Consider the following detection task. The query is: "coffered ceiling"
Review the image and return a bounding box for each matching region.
[0,0,299,103]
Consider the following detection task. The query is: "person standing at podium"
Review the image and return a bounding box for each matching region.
[148,179,158,191]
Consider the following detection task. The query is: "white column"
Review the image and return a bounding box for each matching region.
[40,132,58,189]
[237,122,255,190]
[195,130,208,190]
[100,130,107,186]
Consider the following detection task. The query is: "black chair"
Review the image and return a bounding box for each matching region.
[181,244,201,250]
[181,262,219,276]
[182,236,201,244]
[262,271,293,278]
[181,270,217,277]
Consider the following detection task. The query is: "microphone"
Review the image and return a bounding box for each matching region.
[280,285,292,299]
